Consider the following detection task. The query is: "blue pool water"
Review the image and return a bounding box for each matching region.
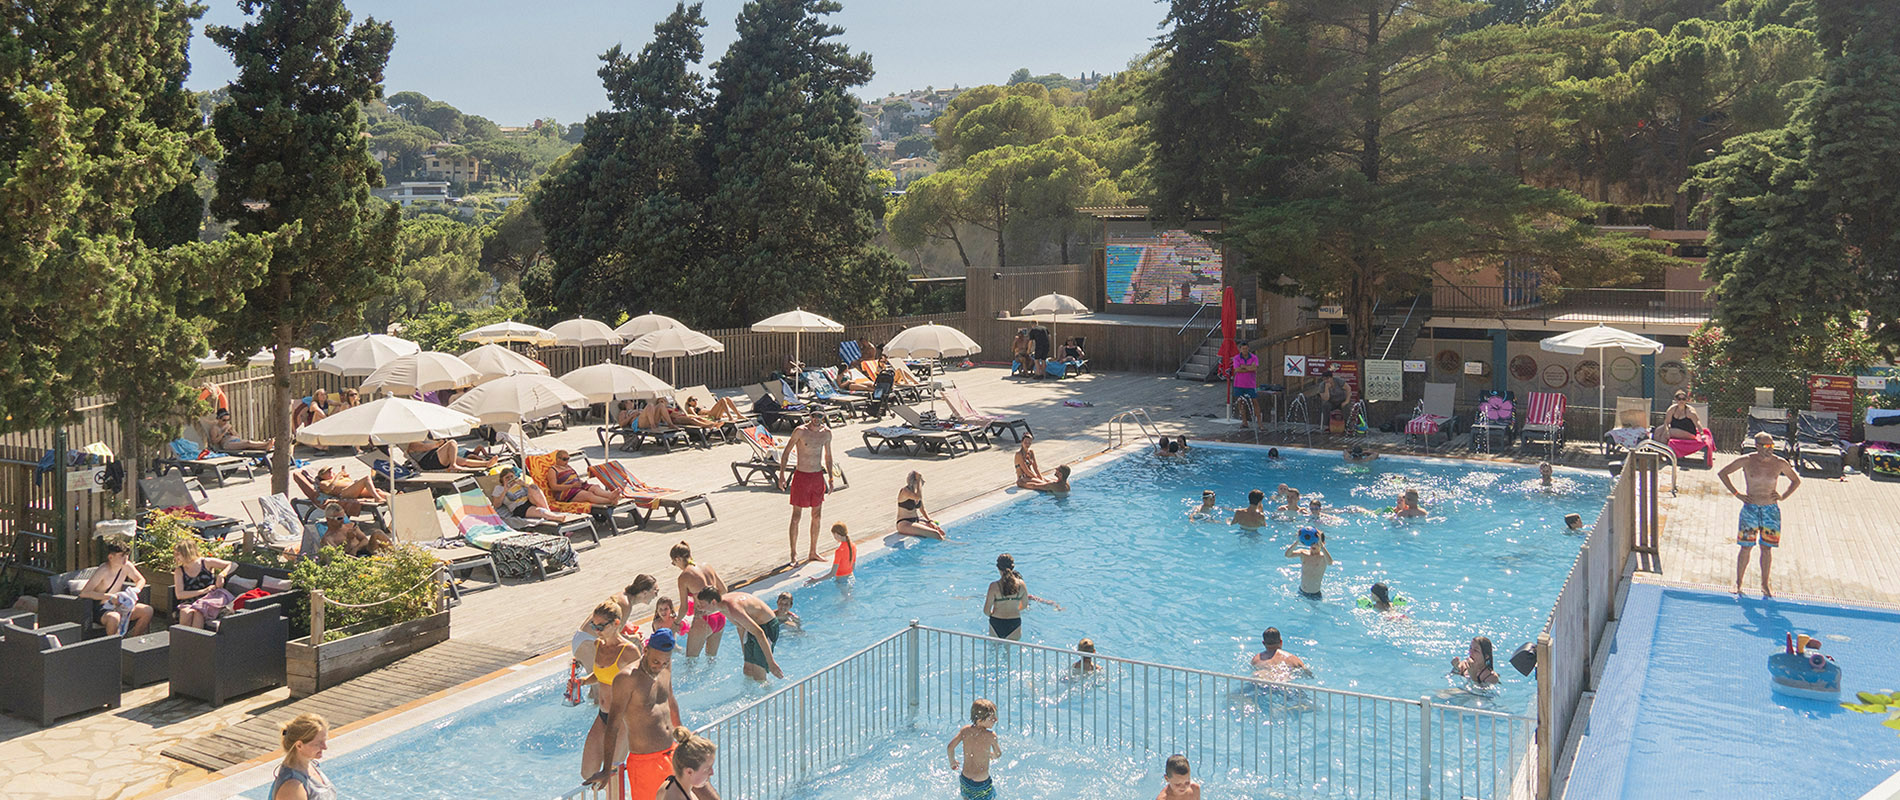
[241,445,1606,799]
[1569,585,1900,799]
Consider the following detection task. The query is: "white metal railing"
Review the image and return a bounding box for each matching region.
[1105,408,1160,449]
[643,623,1534,800]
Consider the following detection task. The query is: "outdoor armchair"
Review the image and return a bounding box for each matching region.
[0,621,122,725]
[168,604,288,706]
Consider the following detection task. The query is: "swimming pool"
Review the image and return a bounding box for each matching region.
[230,443,1606,798]
[1566,584,1900,799]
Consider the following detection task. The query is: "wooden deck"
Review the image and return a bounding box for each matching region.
[160,640,532,772]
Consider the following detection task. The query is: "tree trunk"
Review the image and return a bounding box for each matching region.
[947,225,972,268]
[271,316,293,496]
[1672,111,1693,229]
[1348,270,1375,358]
[995,201,1008,268]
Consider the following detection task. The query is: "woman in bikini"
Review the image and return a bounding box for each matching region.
[671,541,728,657]
[404,437,496,471]
[657,726,720,800]
[491,466,589,523]
[173,539,238,630]
[1451,636,1500,687]
[210,410,273,452]
[546,450,623,505]
[1013,434,1043,488]
[578,600,639,792]
[1663,390,1703,441]
[896,471,947,539]
[983,553,1060,641]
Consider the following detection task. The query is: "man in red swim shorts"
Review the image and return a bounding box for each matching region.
[777,414,835,564]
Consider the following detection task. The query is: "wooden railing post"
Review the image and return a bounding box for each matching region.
[310,590,326,644]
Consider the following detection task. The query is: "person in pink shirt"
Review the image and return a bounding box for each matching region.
[1231,341,1261,428]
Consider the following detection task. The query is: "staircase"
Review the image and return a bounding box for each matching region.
[1371,296,1428,361]
[1174,329,1224,381]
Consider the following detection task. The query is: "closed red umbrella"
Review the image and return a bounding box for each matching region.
[1216,286,1238,382]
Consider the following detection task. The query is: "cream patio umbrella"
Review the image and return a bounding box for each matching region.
[360,352,482,396]
[294,397,482,532]
[316,334,421,377]
[458,343,550,382]
[458,320,558,346]
[621,328,726,385]
[881,322,982,359]
[751,308,844,386]
[448,373,588,425]
[548,318,622,348]
[1539,323,1665,433]
[1021,293,1090,354]
[246,347,313,368]
[612,313,685,341]
[558,363,676,405]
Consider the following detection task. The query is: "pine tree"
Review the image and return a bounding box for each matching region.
[697,0,906,326]
[1141,0,1265,223]
[206,0,399,493]
[1806,0,1900,350]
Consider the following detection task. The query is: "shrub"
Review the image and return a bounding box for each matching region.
[290,544,442,642]
[136,511,231,583]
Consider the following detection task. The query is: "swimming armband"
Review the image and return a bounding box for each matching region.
[1357,596,1409,608]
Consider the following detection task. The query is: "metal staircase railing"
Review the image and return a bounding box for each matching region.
[1106,408,1160,450]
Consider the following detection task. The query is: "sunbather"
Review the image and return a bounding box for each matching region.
[404,437,496,470]
[615,399,641,428]
[318,501,392,557]
[546,450,625,505]
[316,466,388,503]
[638,400,720,430]
[292,388,331,431]
[491,466,590,523]
[686,395,747,423]
[1663,391,1703,441]
[210,409,274,452]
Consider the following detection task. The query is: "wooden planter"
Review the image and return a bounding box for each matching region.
[285,609,450,697]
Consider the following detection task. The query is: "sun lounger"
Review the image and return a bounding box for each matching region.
[1655,402,1715,467]
[892,403,989,448]
[597,416,694,453]
[803,370,873,418]
[291,470,389,530]
[1404,382,1458,448]
[862,425,975,457]
[586,459,716,528]
[1471,391,1515,451]
[1793,410,1846,476]
[386,489,499,599]
[475,468,604,547]
[436,489,576,581]
[779,379,848,425]
[138,474,242,540]
[155,438,255,487]
[1740,407,1792,454]
[728,424,849,491]
[942,387,1031,442]
[1864,408,1900,478]
[519,451,634,535]
[1518,391,1568,454]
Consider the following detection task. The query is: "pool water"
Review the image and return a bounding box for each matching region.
[244,444,1606,799]
[1569,585,1900,799]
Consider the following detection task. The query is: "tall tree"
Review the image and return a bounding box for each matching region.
[1142,0,1265,223]
[1,0,275,482]
[534,2,712,323]
[696,0,906,325]
[206,0,400,493]
[1806,0,1900,350]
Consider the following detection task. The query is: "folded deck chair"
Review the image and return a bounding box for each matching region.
[155,438,255,487]
[1659,402,1716,467]
[838,339,864,366]
[436,489,575,581]
[138,473,242,540]
[728,424,848,491]
[383,490,496,600]
[1793,410,1846,475]
[1740,407,1792,454]
[1404,382,1458,447]
[1519,392,1568,452]
[477,467,605,546]
[943,387,1031,442]
[587,459,716,528]
[892,403,988,449]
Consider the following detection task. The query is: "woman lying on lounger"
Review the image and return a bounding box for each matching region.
[210,409,274,452]
[404,438,497,471]
[638,399,721,430]
[684,395,747,423]
[317,466,388,503]
[547,450,626,505]
[491,466,590,523]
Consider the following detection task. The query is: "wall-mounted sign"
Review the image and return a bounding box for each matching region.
[1575,360,1601,389]
[1436,350,1462,374]
[1609,356,1640,384]
[1857,375,1889,391]
[1283,355,1307,377]
[1365,360,1404,402]
[1403,360,1427,373]
[1542,364,1571,389]
[1809,374,1853,425]
[1658,361,1687,386]
[1509,355,1539,382]
[1463,360,1488,376]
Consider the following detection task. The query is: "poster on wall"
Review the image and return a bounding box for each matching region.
[1307,359,1361,395]
[1463,360,1487,376]
[1542,364,1571,389]
[1283,355,1307,377]
[1509,355,1539,382]
[1365,359,1404,402]
[1103,227,1223,306]
[1575,360,1600,389]
[1809,375,1854,424]
[1403,360,1426,373]
[1608,356,1640,385]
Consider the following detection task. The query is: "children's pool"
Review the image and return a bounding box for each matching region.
[233,444,1607,799]
[1567,584,1900,799]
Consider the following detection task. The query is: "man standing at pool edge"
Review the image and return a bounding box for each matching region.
[1231,341,1259,429]
[1718,432,1802,597]
[598,630,681,799]
[778,414,835,564]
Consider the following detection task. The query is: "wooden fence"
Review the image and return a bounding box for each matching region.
[964,264,1096,319]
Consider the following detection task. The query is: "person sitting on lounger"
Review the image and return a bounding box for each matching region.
[404,438,496,470]
[210,409,274,452]
[292,388,331,431]
[318,501,391,557]
[1059,338,1086,370]
[1663,391,1703,441]
[491,466,589,523]
[616,399,641,428]
[547,450,625,505]
[317,466,388,503]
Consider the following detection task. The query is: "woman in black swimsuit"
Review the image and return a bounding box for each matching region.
[983,554,1060,640]
[658,726,720,800]
[896,471,947,539]
[1664,391,1702,441]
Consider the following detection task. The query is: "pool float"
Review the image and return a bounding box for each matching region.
[1356,596,1410,609]
[1768,632,1841,701]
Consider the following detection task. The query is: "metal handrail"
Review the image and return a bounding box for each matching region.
[1286,394,1313,447]
[1105,408,1160,449]
[1381,295,1422,361]
[1175,302,1218,335]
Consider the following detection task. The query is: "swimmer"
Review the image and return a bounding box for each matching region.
[1189,490,1218,520]
[774,592,802,631]
[1156,754,1202,800]
[1343,445,1379,463]
[1368,582,1397,612]
[1395,489,1427,518]
[1072,638,1103,673]
[1564,513,1585,533]
[1279,486,1302,513]
[1451,636,1500,686]
[1156,436,1179,457]
[1538,461,1554,489]
[1230,489,1267,530]
[1250,627,1311,678]
[1267,448,1282,461]
[1306,498,1341,525]
[1284,528,1332,599]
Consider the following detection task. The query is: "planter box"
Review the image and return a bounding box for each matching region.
[285,610,450,697]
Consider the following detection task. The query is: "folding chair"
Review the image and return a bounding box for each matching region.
[1404,383,1457,447]
[137,473,242,540]
[154,438,254,487]
[1741,407,1793,454]
[436,489,576,581]
[1659,402,1716,467]
[1793,410,1846,476]
[587,460,716,528]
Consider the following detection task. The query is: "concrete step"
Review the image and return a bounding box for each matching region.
[1174,369,1214,381]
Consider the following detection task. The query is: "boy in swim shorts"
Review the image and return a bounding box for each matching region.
[1718,433,1801,596]
[947,699,1001,800]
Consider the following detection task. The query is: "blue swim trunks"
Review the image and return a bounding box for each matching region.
[1232,386,1258,401]
[1737,502,1782,548]
[960,774,995,800]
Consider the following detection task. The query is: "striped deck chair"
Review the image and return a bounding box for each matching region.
[390,489,499,596]
[838,339,864,365]
[728,424,849,491]
[1404,383,1457,447]
[518,452,615,540]
[436,489,575,581]
[587,460,715,528]
[1519,392,1568,452]
[943,387,1031,442]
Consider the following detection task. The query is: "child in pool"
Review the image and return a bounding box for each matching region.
[1451,636,1500,686]
[774,592,802,631]
[1395,489,1427,518]
[653,596,682,635]
[1071,638,1103,673]
[1189,490,1218,520]
[947,699,1002,800]
[1538,461,1554,489]
[1156,753,1202,800]
[1564,513,1585,533]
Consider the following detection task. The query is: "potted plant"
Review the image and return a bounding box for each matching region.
[135,511,232,615]
[284,544,448,696]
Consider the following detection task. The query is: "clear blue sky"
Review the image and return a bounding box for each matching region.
[185,0,1168,125]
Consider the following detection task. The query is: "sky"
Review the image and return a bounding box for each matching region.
[185,0,1168,125]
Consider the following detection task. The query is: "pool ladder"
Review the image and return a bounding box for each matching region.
[1106,408,1160,449]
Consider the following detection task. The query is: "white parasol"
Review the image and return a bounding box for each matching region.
[1020,293,1089,351]
[881,322,982,359]
[458,343,550,381]
[621,328,726,385]
[360,352,482,395]
[548,318,622,348]
[558,363,676,405]
[448,374,588,425]
[750,308,844,382]
[317,334,421,377]
[458,320,558,346]
[613,313,686,341]
[1539,323,1665,433]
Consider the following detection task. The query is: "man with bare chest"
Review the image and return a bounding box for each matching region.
[778,415,835,564]
[1717,433,1802,596]
[600,630,683,800]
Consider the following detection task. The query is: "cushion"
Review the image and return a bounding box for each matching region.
[67,578,88,594]
[226,575,258,593]
[261,575,293,592]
